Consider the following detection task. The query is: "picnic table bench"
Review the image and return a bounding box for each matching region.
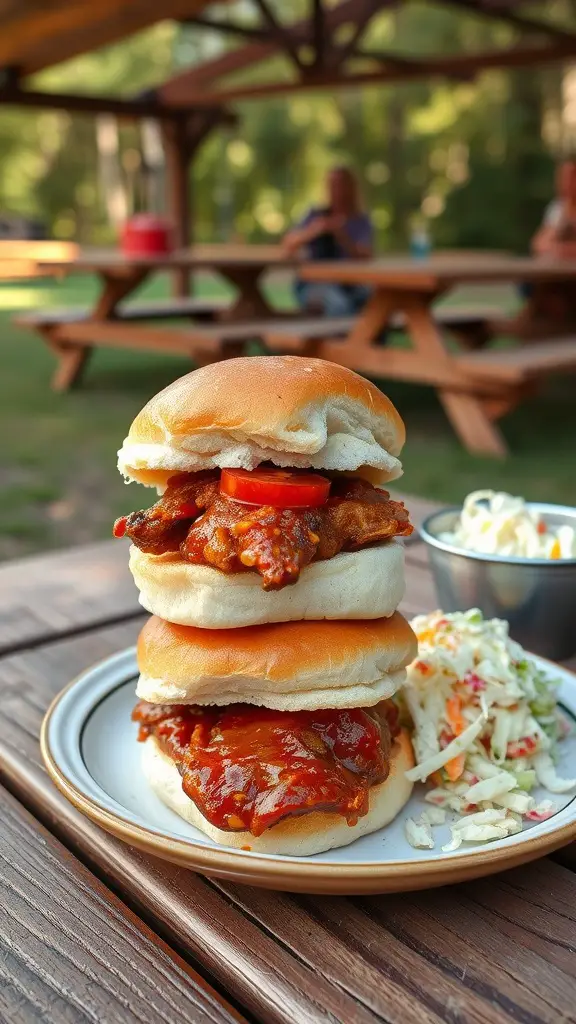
[15,295,231,324]
[1,490,575,1023]
[16,288,504,389]
[301,255,576,457]
[14,245,576,456]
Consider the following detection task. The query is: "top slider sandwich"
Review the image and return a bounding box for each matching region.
[115,356,413,629]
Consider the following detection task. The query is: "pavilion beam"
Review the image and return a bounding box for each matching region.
[251,0,307,72]
[160,0,397,100]
[0,84,197,121]
[0,0,215,77]
[438,0,576,44]
[159,38,576,107]
[328,0,386,68]
[163,119,191,298]
[185,5,420,75]
[162,109,234,298]
[183,17,276,42]
[312,0,326,69]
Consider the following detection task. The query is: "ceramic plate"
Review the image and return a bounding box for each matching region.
[41,649,576,895]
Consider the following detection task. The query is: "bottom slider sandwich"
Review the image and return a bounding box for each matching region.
[132,614,417,856]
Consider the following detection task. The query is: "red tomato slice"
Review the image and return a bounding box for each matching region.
[220,468,330,508]
[113,516,128,537]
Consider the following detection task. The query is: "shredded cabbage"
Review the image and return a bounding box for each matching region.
[404,817,434,849]
[439,490,576,559]
[420,807,447,826]
[404,609,575,851]
[533,752,576,793]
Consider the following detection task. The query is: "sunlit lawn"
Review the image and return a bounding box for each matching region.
[2,272,576,561]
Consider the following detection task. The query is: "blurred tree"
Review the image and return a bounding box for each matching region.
[0,6,570,251]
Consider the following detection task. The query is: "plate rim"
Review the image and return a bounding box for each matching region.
[40,650,576,892]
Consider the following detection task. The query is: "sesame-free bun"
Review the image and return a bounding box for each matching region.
[130,539,405,629]
[136,612,416,711]
[117,356,406,489]
[141,729,414,857]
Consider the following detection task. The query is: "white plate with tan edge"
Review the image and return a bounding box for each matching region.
[41,648,576,895]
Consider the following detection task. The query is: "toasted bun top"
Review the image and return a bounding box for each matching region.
[136,612,416,710]
[118,356,405,488]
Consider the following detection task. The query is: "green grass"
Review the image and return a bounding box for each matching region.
[1,272,576,561]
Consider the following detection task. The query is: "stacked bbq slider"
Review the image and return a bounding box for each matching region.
[115,356,417,855]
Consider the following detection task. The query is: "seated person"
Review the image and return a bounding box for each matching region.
[532,158,576,260]
[508,159,576,338]
[283,166,373,317]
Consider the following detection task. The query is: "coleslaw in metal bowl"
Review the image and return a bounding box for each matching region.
[440,490,576,560]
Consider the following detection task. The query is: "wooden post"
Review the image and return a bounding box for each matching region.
[163,110,237,298]
[164,118,191,297]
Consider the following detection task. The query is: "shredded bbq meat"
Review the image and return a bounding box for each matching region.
[133,699,398,836]
[115,471,413,590]
[182,497,320,587]
[115,472,219,556]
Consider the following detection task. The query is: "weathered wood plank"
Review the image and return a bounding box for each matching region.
[0,539,140,655]
[14,296,230,326]
[213,868,576,1024]
[0,782,244,1024]
[0,627,380,1024]
[458,338,576,384]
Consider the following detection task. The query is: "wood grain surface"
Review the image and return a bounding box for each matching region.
[1,494,576,1023]
[37,243,296,274]
[0,782,244,1024]
[300,255,576,290]
[0,538,139,657]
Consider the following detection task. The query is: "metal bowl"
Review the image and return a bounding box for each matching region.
[420,503,576,660]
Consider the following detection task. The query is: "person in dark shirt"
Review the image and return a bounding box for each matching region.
[499,159,576,339]
[283,166,373,316]
[532,159,576,259]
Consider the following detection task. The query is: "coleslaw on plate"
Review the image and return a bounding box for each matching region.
[439,489,576,559]
[402,609,576,852]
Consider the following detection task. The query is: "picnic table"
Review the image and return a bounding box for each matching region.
[300,255,576,457]
[0,239,78,280]
[16,244,299,390]
[13,244,506,410]
[1,490,575,1024]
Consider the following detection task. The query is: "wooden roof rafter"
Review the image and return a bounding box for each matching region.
[0,0,221,77]
[0,0,575,119]
[164,0,416,103]
[0,81,235,122]
[160,0,576,108]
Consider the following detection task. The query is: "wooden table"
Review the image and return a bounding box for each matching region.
[0,239,78,280]
[24,244,298,389]
[1,491,576,1023]
[300,256,576,457]
[39,243,295,318]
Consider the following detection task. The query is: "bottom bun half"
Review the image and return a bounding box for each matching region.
[130,540,405,629]
[141,729,414,857]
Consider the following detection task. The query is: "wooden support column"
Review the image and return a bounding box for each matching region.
[163,118,191,297]
[163,109,236,298]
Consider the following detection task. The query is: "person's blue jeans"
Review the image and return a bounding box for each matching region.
[518,282,533,300]
[294,280,371,317]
